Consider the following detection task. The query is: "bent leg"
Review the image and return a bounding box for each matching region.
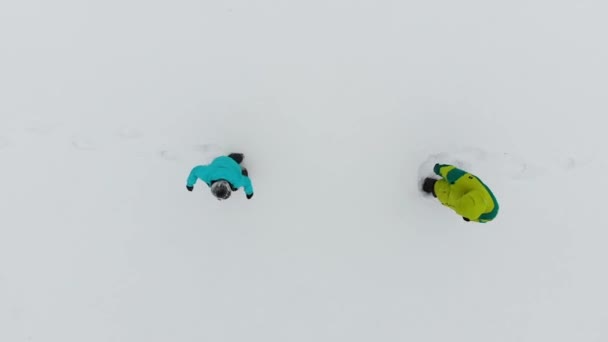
[228,153,244,164]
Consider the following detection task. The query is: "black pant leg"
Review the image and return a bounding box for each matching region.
[228,153,244,164]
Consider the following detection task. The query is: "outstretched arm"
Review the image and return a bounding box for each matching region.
[186,166,208,188]
[433,164,466,184]
[242,176,254,197]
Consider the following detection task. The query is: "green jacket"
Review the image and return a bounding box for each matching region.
[433,164,499,223]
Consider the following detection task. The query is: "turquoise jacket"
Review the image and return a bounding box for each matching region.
[186,156,254,195]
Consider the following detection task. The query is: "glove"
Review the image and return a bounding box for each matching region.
[246,193,254,199]
[186,185,193,192]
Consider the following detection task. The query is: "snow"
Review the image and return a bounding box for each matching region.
[1,0,608,341]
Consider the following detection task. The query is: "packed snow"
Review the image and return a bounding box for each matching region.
[1,0,607,341]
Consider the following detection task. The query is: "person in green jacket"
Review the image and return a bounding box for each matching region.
[422,164,499,223]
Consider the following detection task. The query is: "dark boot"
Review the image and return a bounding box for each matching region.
[228,153,244,164]
[422,178,437,197]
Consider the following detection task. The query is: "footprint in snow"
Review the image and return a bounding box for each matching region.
[558,155,594,170]
[159,150,179,161]
[419,147,545,182]
[193,143,225,154]
[116,128,141,140]
[71,138,96,151]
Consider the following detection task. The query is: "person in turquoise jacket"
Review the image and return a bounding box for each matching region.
[186,153,254,200]
[422,163,499,223]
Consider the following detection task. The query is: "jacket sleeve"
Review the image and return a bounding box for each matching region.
[242,176,254,195]
[186,166,208,187]
[434,164,467,184]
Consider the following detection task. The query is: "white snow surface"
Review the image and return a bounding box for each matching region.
[1,1,608,341]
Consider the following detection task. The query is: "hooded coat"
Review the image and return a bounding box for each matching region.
[186,156,254,196]
[432,164,499,223]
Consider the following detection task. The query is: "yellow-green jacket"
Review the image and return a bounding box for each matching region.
[433,164,499,223]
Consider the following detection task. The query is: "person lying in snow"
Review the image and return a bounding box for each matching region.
[186,153,254,201]
[422,164,499,223]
